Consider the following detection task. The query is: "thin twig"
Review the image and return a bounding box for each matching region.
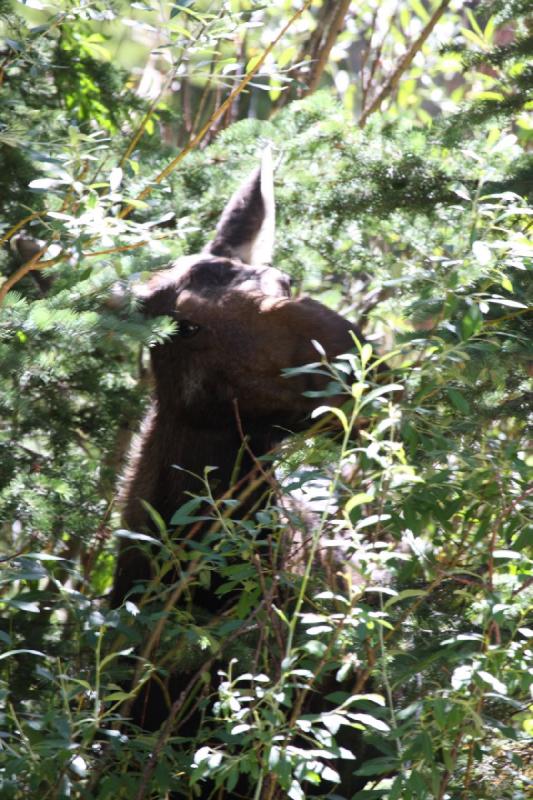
[118,0,205,164]
[359,0,451,127]
[190,60,216,139]
[0,212,44,249]
[273,0,339,111]
[232,399,281,499]
[82,240,149,258]
[360,8,379,110]
[119,70,177,168]
[0,550,26,564]
[118,557,205,722]
[0,242,53,304]
[363,7,396,111]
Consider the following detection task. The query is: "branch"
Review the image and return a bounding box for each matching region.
[118,69,176,168]
[274,0,350,111]
[0,212,44,249]
[359,0,451,127]
[302,0,352,97]
[0,243,58,305]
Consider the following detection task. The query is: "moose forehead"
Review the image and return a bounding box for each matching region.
[183,256,290,296]
[137,254,291,315]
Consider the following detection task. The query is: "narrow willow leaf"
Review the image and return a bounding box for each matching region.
[0,648,45,660]
[345,492,373,513]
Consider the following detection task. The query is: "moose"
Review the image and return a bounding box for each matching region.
[111,149,370,797]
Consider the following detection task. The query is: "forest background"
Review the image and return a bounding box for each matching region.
[0,1,531,799]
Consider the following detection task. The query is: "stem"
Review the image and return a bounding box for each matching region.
[302,0,352,97]
[0,211,44,248]
[268,357,367,799]
[133,604,264,800]
[118,558,204,722]
[0,242,55,305]
[252,770,264,800]
[378,592,403,760]
[9,702,37,762]
[359,0,452,127]
[94,625,104,719]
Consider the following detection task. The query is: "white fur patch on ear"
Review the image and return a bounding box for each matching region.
[250,144,276,267]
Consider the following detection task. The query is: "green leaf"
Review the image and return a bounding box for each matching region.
[409,0,430,22]
[493,549,521,559]
[501,276,513,292]
[29,178,67,190]
[0,648,46,660]
[345,492,373,513]
[477,670,507,695]
[321,766,340,783]
[322,713,346,734]
[461,304,482,339]
[360,343,373,367]
[6,600,40,613]
[246,54,263,74]
[384,589,427,609]
[103,691,131,702]
[355,757,398,776]
[472,240,492,264]
[170,496,208,525]
[486,296,527,309]
[361,384,404,406]
[311,405,348,432]
[447,388,470,414]
[114,529,161,545]
[303,640,327,657]
[349,713,390,732]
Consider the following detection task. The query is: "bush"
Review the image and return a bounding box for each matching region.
[0,2,530,798]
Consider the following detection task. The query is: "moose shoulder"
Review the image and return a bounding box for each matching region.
[112,149,363,609]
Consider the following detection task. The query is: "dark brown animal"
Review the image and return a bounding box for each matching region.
[113,150,361,606]
[111,150,367,796]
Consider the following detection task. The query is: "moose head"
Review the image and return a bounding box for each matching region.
[132,148,359,427]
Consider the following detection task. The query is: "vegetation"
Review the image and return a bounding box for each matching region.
[0,1,531,798]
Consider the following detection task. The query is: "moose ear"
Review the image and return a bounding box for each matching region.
[205,145,275,266]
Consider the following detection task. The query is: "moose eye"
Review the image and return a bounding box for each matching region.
[173,319,201,338]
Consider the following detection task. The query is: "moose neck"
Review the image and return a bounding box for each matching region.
[122,397,280,533]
